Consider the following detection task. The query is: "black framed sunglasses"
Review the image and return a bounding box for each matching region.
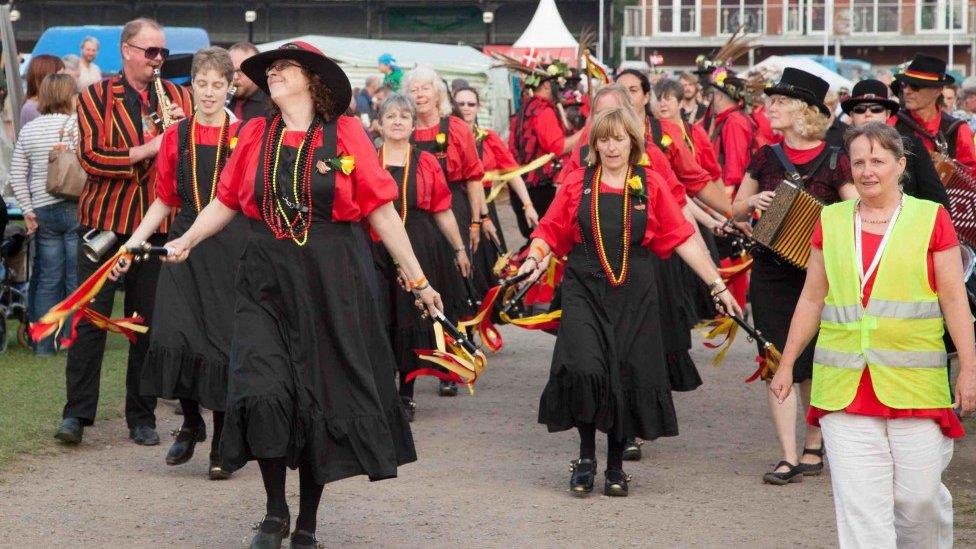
[265,60,302,75]
[127,43,170,60]
[851,104,887,115]
[455,101,478,108]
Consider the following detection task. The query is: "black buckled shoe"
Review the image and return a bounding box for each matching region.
[604,469,631,497]
[129,425,160,446]
[208,458,233,480]
[54,417,84,444]
[622,438,644,461]
[569,458,597,496]
[438,380,458,397]
[762,460,804,485]
[289,529,318,548]
[250,515,290,549]
[798,446,824,476]
[401,396,416,422]
[165,424,206,465]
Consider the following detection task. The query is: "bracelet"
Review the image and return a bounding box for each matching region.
[454,247,465,254]
[522,203,535,211]
[530,244,547,258]
[710,286,729,297]
[469,222,481,229]
[524,256,540,267]
[408,276,427,291]
[413,281,430,292]
[707,277,723,291]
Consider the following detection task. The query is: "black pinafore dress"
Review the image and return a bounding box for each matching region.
[219,120,416,484]
[373,147,463,381]
[140,118,248,411]
[537,167,678,441]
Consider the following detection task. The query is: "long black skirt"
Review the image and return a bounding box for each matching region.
[220,220,416,484]
[373,211,462,380]
[538,247,678,441]
[750,251,816,382]
[470,195,507,296]
[139,210,248,411]
[653,253,703,392]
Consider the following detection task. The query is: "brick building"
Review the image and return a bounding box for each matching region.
[621,1,976,76]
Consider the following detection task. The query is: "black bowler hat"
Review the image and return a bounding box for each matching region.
[765,67,830,115]
[240,41,351,120]
[893,54,954,91]
[841,79,899,116]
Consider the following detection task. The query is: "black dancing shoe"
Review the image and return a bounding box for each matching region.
[604,469,631,497]
[569,458,597,496]
[289,529,318,548]
[129,425,160,446]
[762,460,803,485]
[438,380,458,397]
[622,438,644,461]
[165,424,206,466]
[54,417,84,444]
[208,459,233,480]
[400,396,416,422]
[798,446,824,476]
[250,515,290,549]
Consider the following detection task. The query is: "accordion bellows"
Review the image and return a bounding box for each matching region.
[934,153,976,248]
[752,181,824,269]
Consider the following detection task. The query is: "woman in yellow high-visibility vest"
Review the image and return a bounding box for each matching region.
[771,122,976,548]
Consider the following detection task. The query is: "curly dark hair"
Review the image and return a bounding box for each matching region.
[269,70,337,122]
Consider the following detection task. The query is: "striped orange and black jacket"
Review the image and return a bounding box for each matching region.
[76,73,192,234]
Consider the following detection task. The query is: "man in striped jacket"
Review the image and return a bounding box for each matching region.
[55,17,191,447]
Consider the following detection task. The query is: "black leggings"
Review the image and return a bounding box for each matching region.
[577,423,626,471]
[178,398,224,460]
[257,457,325,534]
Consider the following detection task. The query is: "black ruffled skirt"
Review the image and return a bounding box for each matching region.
[538,246,678,441]
[139,210,248,411]
[373,211,462,379]
[220,220,416,484]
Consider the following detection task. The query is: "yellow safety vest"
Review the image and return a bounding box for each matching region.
[812,195,951,410]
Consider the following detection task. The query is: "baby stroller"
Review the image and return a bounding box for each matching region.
[0,222,31,352]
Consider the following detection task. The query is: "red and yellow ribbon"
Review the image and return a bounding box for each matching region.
[459,285,505,352]
[500,309,561,331]
[410,322,487,394]
[697,316,739,366]
[29,248,147,347]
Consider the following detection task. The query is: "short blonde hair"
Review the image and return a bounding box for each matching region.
[402,66,452,116]
[592,84,633,115]
[773,95,830,141]
[586,107,645,167]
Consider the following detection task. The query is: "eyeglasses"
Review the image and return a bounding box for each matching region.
[455,101,478,108]
[266,60,301,75]
[851,104,887,115]
[126,43,170,60]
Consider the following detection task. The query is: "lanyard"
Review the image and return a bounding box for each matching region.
[854,193,904,300]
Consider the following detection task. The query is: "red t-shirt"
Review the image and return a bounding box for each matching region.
[216,116,397,222]
[560,124,687,208]
[807,206,964,438]
[412,115,484,184]
[156,119,242,208]
[712,106,754,189]
[380,147,452,213]
[531,167,694,258]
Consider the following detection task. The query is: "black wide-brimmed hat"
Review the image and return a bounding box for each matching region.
[707,68,747,102]
[765,67,830,115]
[841,79,899,115]
[241,41,351,120]
[892,54,954,90]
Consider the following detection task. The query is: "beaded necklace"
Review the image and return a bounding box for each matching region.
[591,165,633,287]
[380,143,412,224]
[259,114,321,246]
[188,114,230,212]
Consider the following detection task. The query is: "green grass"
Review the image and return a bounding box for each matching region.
[0,310,130,471]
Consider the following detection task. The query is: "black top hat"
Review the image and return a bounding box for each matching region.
[893,54,954,90]
[240,41,351,120]
[765,67,830,115]
[840,79,899,115]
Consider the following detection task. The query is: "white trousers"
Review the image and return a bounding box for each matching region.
[820,413,954,549]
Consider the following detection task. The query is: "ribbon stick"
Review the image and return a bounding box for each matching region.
[698,313,783,383]
[500,309,562,331]
[459,285,505,352]
[411,322,488,394]
[482,153,556,205]
[29,248,134,344]
[697,316,739,366]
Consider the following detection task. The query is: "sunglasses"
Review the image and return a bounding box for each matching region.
[127,43,170,60]
[266,60,302,75]
[851,104,887,114]
[455,101,478,107]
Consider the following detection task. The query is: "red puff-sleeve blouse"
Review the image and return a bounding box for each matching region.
[559,125,686,208]
[657,118,711,195]
[807,207,964,439]
[412,115,485,183]
[217,116,397,221]
[532,167,694,258]
[156,119,242,208]
[479,129,519,189]
[687,122,722,182]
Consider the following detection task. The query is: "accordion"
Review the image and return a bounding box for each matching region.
[933,152,976,248]
[751,181,824,269]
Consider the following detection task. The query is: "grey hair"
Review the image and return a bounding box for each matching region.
[378,93,417,122]
[402,65,452,116]
[61,54,80,70]
[365,75,382,88]
[120,18,162,50]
